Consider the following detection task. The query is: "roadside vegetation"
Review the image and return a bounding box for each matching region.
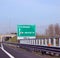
[7,36,17,43]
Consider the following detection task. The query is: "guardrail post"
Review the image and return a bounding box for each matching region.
[31,39,32,45]
[29,39,31,44]
[59,38,60,47]
[42,39,44,45]
[31,40,32,45]
[32,39,34,45]
[37,39,39,45]
[30,39,31,44]
[22,39,23,44]
[53,38,56,46]
[26,39,28,44]
[27,39,29,44]
[34,39,35,45]
[26,39,27,44]
[25,39,26,44]
[39,39,40,45]
[28,39,30,44]
[36,39,38,45]
[31,39,34,45]
[24,39,25,44]
[45,39,47,46]
[49,38,51,44]
[27,39,28,44]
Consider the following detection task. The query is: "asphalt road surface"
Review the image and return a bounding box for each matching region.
[3,44,42,58]
[0,44,9,58]
[0,43,59,58]
[0,43,43,58]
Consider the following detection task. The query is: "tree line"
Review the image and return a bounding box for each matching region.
[45,23,60,37]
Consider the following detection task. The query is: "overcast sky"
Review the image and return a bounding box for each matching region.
[0,0,60,34]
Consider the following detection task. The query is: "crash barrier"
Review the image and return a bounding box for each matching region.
[3,41,60,56]
[20,38,60,47]
[18,44,60,55]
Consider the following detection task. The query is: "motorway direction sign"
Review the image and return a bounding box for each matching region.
[17,25,36,39]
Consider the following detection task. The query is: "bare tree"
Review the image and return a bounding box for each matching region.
[45,29,49,36]
[48,24,54,37]
[45,24,54,37]
[45,23,60,37]
[54,23,60,36]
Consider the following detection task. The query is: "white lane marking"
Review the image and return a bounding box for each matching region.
[1,43,15,58]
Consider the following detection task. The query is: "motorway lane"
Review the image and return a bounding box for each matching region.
[0,43,1,47]
[0,44,9,58]
[3,44,60,58]
[3,44,43,58]
[0,48,10,58]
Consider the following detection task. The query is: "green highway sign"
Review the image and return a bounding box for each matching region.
[17,25,36,39]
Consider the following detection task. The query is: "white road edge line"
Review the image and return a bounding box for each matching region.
[1,43,15,58]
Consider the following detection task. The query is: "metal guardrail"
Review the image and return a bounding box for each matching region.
[3,42,60,56]
[18,44,60,54]
[19,38,60,47]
